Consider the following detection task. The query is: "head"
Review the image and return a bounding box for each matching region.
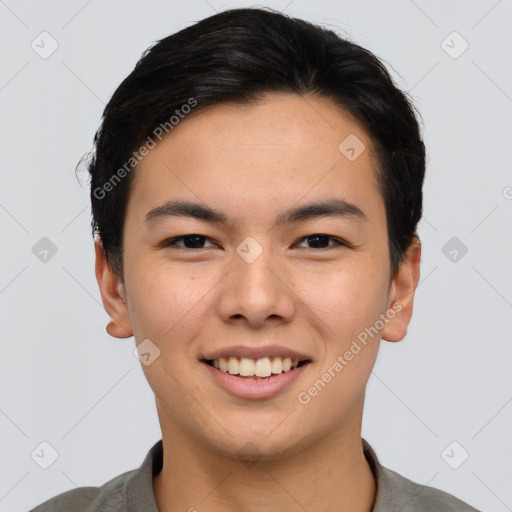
[89,8,424,459]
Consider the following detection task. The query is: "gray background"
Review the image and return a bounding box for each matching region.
[1,0,511,510]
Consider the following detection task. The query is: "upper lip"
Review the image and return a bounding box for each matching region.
[202,344,312,362]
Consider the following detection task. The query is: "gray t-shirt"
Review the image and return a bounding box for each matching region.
[29,438,481,511]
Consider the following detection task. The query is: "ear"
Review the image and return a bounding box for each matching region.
[381,237,421,343]
[94,238,133,339]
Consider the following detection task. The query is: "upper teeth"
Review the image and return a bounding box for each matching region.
[212,356,300,377]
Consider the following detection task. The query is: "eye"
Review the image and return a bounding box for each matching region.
[161,233,349,251]
[162,234,218,250]
[295,234,348,250]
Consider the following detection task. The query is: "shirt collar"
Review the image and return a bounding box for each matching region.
[362,437,395,511]
[124,438,395,511]
[124,439,162,511]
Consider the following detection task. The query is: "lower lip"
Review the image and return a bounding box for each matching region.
[202,361,311,400]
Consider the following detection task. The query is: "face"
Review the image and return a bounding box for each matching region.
[96,92,419,460]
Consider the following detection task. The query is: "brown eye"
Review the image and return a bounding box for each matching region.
[295,234,347,249]
[163,234,217,249]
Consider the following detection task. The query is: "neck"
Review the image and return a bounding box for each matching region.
[153,410,376,512]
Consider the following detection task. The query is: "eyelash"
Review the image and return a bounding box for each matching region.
[161,234,349,251]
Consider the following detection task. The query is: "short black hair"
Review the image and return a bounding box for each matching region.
[84,7,425,282]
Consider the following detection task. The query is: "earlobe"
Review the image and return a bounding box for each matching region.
[94,238,133,339]
[381,237,421,343]
[106,319,132,338]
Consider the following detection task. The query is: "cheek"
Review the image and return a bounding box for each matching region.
[294,257,387,341]
[296,269,384,421]
[125,258,211,343]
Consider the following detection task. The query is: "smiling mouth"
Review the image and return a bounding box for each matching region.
[202,357,311,380]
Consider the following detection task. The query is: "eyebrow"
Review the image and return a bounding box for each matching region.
[144,198,367,229]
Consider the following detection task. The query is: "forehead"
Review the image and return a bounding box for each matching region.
[128,93,384,229]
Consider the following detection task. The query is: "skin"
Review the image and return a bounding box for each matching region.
[95,92,421,512]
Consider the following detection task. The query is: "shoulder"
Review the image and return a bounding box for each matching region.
[379,464,481,511]
[361,439,481,512]
[28,469,133,512]
[29,439,162,512]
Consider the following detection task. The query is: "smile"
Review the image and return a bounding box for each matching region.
[202,357,312,399]
[205,356,310,379]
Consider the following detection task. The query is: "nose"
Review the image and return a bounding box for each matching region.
[216,241,296,328]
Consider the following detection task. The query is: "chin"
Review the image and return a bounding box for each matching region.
[206,423,308,463]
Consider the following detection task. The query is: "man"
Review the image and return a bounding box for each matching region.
[31,7,481,512]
